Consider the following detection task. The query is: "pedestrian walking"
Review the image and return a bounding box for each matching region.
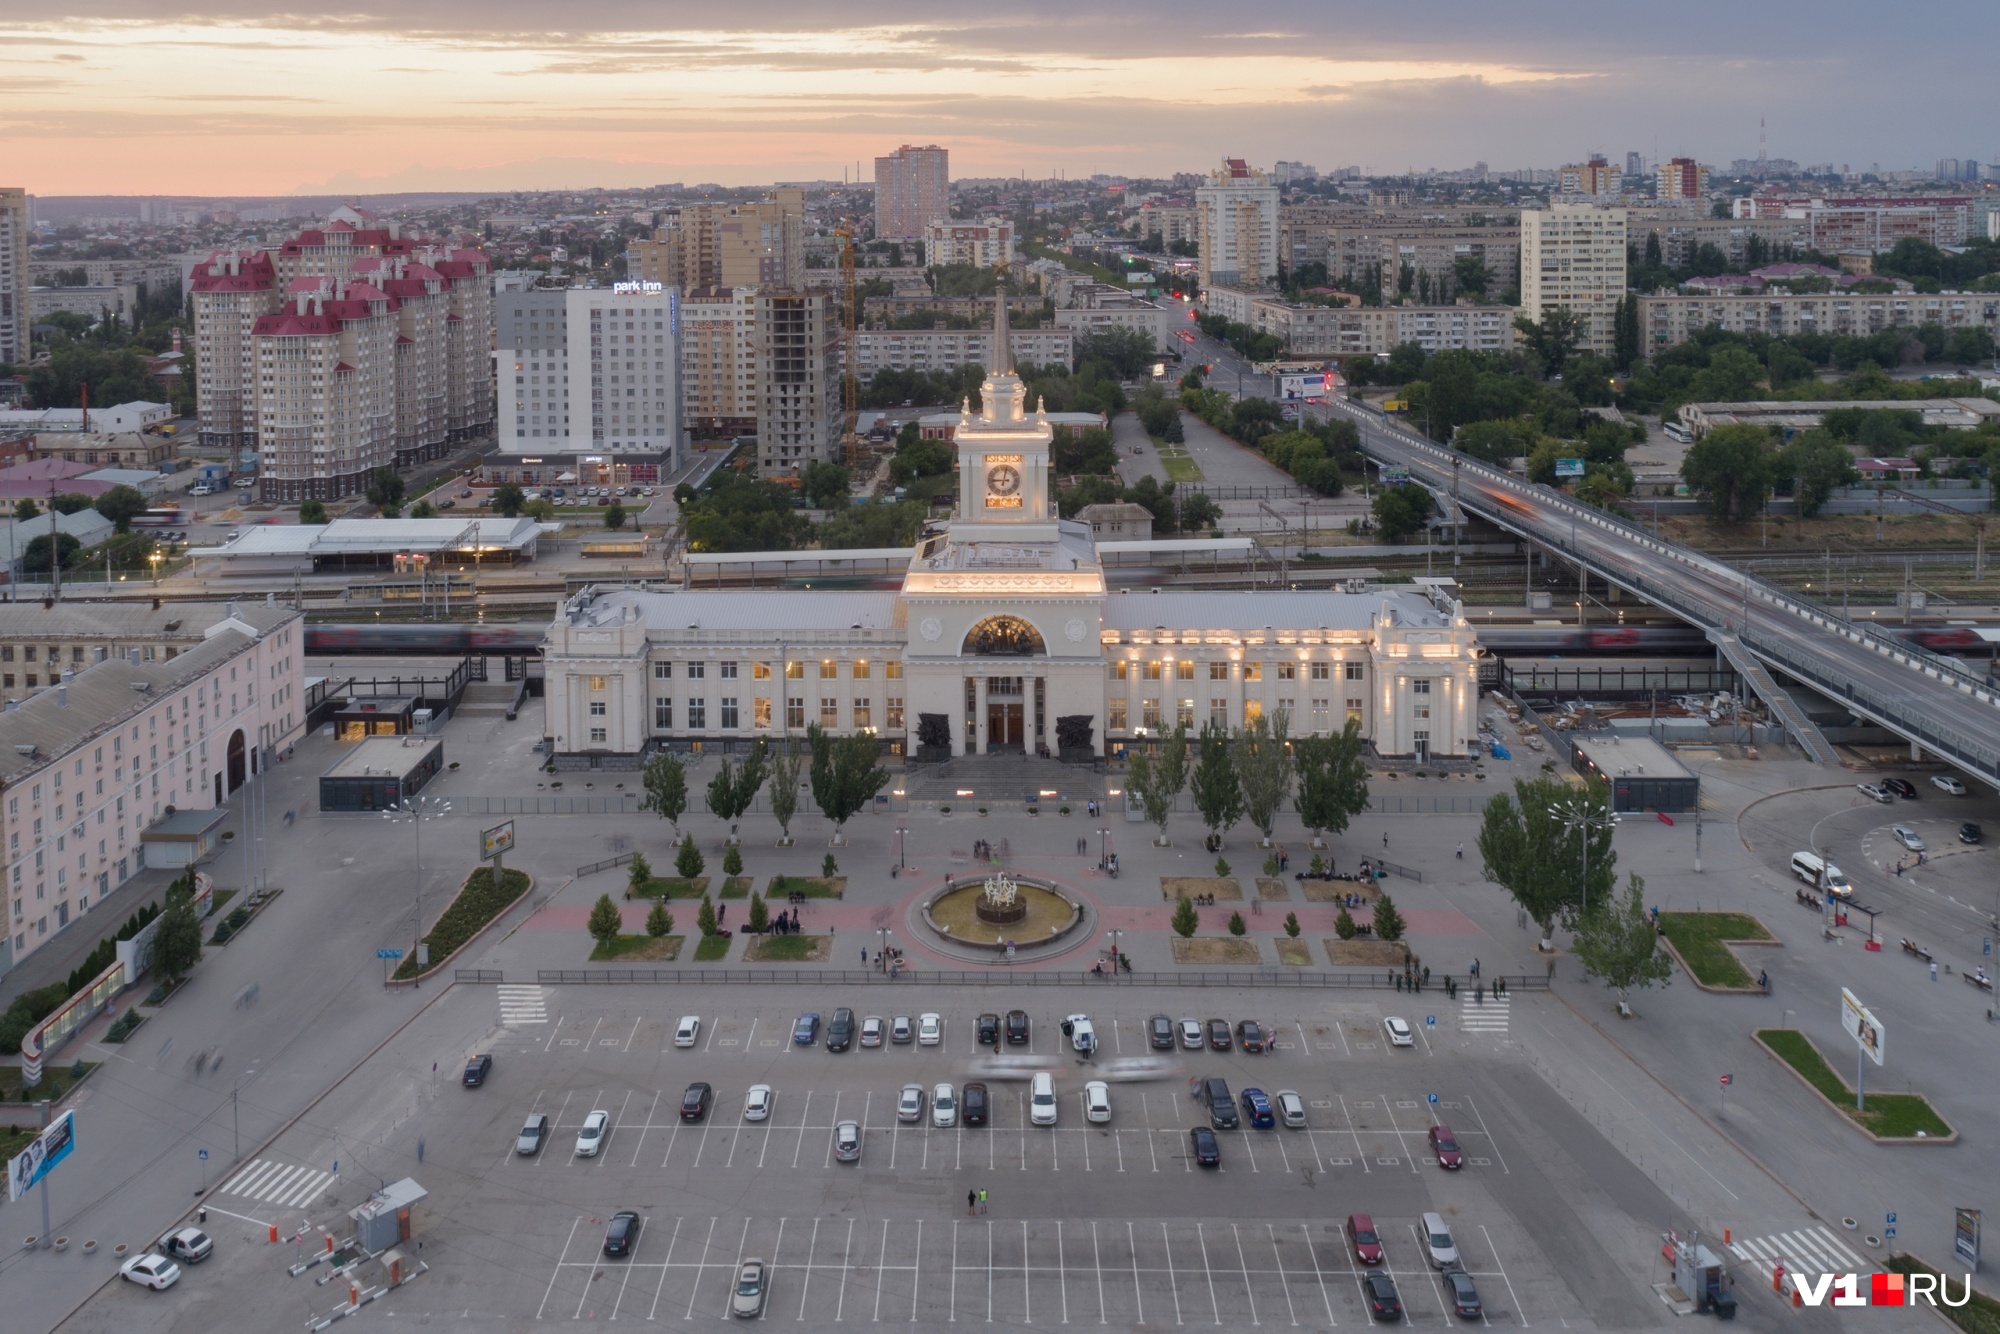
[1931,961,1939,982]
[718,903,727,925]
[978,1188,988,1214]
[860,946,867,965]
[1383,832,1389,849]
[1456,842,1464,859]
[968,1189,977,1215]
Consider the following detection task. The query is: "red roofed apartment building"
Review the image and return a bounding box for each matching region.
[191,209,493,501]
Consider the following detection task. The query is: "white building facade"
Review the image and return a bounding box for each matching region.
[543,303,1478,763]
[1521,203,1628,357]
[1195,159,1280,289]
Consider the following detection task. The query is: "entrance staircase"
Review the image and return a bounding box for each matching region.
[901,753,1101,804]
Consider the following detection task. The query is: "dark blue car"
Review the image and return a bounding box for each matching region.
[792,1012,820,1045]
[1240,1087,1275,1129]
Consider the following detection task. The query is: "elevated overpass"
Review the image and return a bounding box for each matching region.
[1323,400,2000,787]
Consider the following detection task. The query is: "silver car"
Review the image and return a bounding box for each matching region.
[897,1083,926,1123]
[834,1120,862,1162]
[732,1257,770,1317]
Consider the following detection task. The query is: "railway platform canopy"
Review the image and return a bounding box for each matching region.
[190,517,544,576]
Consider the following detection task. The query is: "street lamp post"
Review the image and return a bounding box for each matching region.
[877,926,892,973]
[896,824,907,871]
[382,796,451,988]
[1555,795,1618,918]
[1104,928,1122,973]
[232,1063,260,1162]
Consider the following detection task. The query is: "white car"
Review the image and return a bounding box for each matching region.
[1275,1089,1307,1129]
[1933,775,1969,795]
[1384,1016,1415,1048]
[158,1226,213,1263]
[931,1082,958,1127]
[1030,1071,1059,1125]
[1856,782,1894,803]
[576,1109,610,1156]
[1893,826,1926,852]
[1084,1080,1111,1123]
[743,1084,773,1122]
[1066,1014,1096,1053]
[674,1015,701,1048]
[897,1083,926,1123]
[120,1253,181,1290]
[917,1012,943,1046]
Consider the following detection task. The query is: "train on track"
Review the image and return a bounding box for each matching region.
[303,619,1993,659]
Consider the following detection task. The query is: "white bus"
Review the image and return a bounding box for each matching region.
[1662,420,1693,444]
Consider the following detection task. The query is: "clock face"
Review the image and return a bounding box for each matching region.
[987,464,1021,496]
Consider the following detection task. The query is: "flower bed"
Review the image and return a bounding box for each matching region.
[394,868,532,981]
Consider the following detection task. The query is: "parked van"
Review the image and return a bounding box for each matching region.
[1790,851,1853,898]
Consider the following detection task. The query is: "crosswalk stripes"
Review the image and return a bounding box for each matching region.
[1459,991,1510,1033]
[1731,1226,1870,1280]
[498,984,548,1026]
[218,1158,336,1209]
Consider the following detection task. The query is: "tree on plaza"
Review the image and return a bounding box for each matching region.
[1293,719,1371,845]
[746,892,770,934]
[1125,723,1189,845]
[1227,910,1247,936]
[722,844,743,876]
[1477,775,1616,949]
[696,894,719,938]
[298,499,328,524]
[604,502,627,530]
[152,873,204,982]
[822,851,839,877]
[588,894,623,947]
[1233,712,1293,842]
[626,850,652,896]
[767,743,802,843]
[1572,873,1673,1009]
[1190,720,1244,845]
[646,900,674,938]
[706,740,768,839]
[490,484,525,517]
[1171,895,1200,938]
[1335,906,1358,940]
[639,750,689,835]
[1284,911,1301,939]
[805,723,888,842]
[1372,893,1406,942]
[676,833,705,879]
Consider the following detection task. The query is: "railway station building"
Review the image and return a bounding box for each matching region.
[541,302,1481,765]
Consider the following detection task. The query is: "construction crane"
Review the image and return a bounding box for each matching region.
[835,223,860,467]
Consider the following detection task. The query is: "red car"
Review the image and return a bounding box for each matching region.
[1428,1123,1463,1169]
[1347,1213,1383,1265]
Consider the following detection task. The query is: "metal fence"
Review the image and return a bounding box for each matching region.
[533,967,1548,991]
[1367,797,1489,817]
[576,852,636,877]
[454,968,504,984]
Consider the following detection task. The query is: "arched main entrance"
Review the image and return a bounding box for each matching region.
[962,616,1046,753]
[226,729,247,794]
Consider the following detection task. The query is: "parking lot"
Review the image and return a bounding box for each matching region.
[64,984,1683,1331]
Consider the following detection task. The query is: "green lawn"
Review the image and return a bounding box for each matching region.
[693,934,732,961]
[765,875,845,900]
[748,934,822,962]
[718,877,753,899]
[588,933,684,961]
[629,876,712,900]
[1159,451,1203,483]
[395,868,532,979]
[1758,1029,1953,1138]
[1657,912,1770,987]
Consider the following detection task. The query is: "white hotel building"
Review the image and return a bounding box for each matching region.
[496,281,684,465]
[543,304,1478,764]
[0,604,305,977]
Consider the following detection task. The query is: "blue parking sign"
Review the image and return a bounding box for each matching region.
[198,1149,208,1161]
[1425,1015,1436,1028]
[1427,1093,1439,1105]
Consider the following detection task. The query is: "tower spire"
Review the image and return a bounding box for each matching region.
[990,277,1011,376]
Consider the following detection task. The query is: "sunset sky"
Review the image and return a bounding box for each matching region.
[2,1,1990,196]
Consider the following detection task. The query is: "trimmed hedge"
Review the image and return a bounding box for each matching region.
[394,868,532,980]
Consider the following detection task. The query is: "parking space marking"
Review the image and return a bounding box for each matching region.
[1296,1221,1338,1325]
[1231,1223,1262,1326]
[1128,1222,1148,1326]
[1408,1224,1453,1318]
[1090,1221,1106,1325]
[1195,1222,1222,1324]
[1376,1091,1421,1174]
[1458,1093,1510,1174]
[797,1218,823,1321]
[1479,1224,1525,1326]
[623,1090,661,1167]
[1056,1220,1067,1323]
[684,1215,717,1320]
[621,1016,642,1052]
[950,1221,960,1322]
[1336,1094,1370,1173]
[538,1216,582,1320]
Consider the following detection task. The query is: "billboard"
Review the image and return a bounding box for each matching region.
[1279,372,1335,401]
[481,821,516,860]
[1554,458,1585,478]
[1380,466,1412,485]
[9,1110,76,1202]
[1841,987,1884,1066]
[1956,1208,1981,1268]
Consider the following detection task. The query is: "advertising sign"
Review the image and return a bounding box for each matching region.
[9,1110,76,1202]
[1279,372,1335,401]
[481,821,516,861]
[1956,1208,1981,1268]
[1554,458,1586,478]
[1841,987,1885,1066]
[1380,466,1412,485]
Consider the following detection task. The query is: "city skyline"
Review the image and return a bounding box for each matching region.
[2,1,1993,195]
